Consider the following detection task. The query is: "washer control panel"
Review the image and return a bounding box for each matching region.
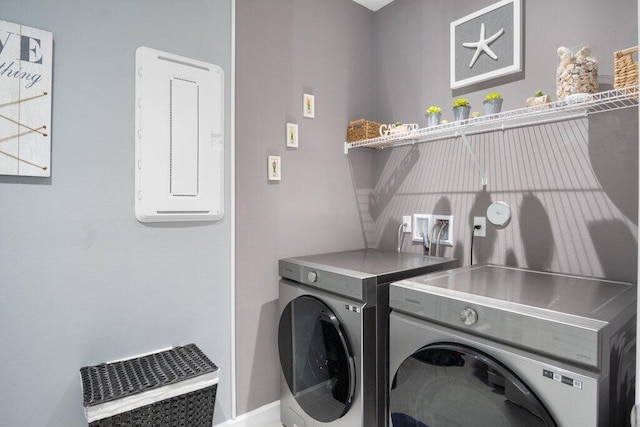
[279,259,365,301]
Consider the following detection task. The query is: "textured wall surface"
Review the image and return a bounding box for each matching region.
[366,113,637,282]
[366,0,638,282]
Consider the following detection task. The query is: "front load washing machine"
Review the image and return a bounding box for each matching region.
[278,249,457,427]
[388,265,636,427]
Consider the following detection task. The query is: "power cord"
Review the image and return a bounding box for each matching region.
[422,231,430,254]
[435,220,447,257]
[470,224,481,265]
[426,222,442,256]
[397,221,407,252]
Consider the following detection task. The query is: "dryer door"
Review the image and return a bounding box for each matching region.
[278,295,356,422]
[390,343,557,427]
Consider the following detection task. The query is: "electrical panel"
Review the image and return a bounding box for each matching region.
[135,47,224,222]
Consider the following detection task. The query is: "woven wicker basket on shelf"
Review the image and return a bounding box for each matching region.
[347,118,381,142]
[614,46,638,89]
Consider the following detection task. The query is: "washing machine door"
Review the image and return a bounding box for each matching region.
[278,295,356,422]
[390,343,557,427]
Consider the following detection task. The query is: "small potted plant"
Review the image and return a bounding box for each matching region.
[425,106,442,127]
[452,98,471,121]
[526,90,552,108]
[483,92,503,115]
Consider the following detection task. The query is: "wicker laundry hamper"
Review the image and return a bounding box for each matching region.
[80,344,218,427]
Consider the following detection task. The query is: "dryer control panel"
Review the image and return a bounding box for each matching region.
[389,265,637,370]
[391,282,603,368]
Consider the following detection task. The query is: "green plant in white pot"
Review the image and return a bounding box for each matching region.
[452,98,471,121]
[425,106,442,127]
[483,92,503,115]
[483,92,502,115]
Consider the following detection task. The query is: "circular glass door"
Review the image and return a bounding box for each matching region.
[278,295,355,422]
[390,343,556,427]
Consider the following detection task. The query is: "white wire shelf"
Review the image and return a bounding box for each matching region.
[344,85,639,154]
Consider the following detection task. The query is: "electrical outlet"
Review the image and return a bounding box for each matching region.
[432,215,454,246]
[402,215,412,233]
[474,216,487,237]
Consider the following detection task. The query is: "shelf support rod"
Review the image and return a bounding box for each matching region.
[457,128,487,187]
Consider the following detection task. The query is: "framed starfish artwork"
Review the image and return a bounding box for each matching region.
[450,0,521,89]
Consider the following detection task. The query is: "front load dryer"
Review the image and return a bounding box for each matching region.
[389,264,636,427]
[278,249,457,427]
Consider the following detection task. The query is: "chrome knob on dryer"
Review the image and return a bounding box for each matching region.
[460,307,478,326]
[307,271,318,283]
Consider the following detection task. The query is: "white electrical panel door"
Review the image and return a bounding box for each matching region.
[135,47,224,222]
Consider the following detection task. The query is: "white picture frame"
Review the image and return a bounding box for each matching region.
[450,0,521,89]
[286,122,298,147]
[268,155,281,181]
[303,93,315,118]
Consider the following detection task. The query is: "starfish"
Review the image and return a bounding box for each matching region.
[462,22,504,68]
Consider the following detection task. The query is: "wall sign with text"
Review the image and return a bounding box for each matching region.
[0,19,52,177]
[450,0,521,89]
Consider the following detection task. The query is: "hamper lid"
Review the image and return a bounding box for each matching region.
[80,343,219,422]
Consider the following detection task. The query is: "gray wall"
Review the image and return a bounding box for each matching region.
[368,0,638,282]
[374,0,636,123]
[236,0,637,416]
[235,0,375,415]
[0,1,232,425]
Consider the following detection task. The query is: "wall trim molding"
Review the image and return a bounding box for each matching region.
[215,401,280,427]
[230,0,237,420]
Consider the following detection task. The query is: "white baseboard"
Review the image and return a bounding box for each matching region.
[215,401,280,427]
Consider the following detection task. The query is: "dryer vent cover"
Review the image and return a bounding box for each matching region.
[135,47,224,222]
